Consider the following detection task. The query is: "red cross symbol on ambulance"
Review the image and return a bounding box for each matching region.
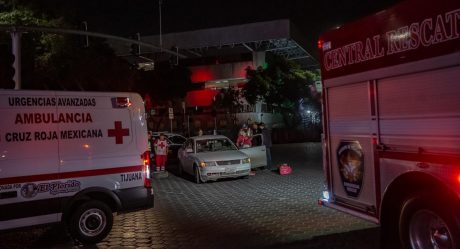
[108,121,129,144]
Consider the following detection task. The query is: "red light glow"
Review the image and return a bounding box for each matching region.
[317,40,323,49]
[185,89,218,107]
[190,68,214,83]
[457,174,460,185]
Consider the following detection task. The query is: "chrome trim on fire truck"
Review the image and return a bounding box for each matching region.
[318,198,379,224]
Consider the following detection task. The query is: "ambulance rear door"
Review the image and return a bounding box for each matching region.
[0,90,61,229]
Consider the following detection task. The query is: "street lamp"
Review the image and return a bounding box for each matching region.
[82,21,89,47]
[158,0,163,52]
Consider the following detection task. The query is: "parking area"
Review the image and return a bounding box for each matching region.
[1,143,379,249]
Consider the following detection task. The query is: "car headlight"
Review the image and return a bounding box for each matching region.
[242,158,250,164]
[200,161,216,167]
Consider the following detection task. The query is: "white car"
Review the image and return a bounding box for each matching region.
[239,133,268,169]
[177,135,251,183]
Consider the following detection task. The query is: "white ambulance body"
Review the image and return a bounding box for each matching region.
[318,0,460,248]
[0,90,153,244]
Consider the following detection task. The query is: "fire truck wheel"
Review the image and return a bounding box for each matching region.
[69,200,114,245]
[399,194,460,249]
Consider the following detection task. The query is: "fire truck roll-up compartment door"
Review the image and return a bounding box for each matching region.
[378,66,460,153]
[378,66,460,193]
[326,82,378,216]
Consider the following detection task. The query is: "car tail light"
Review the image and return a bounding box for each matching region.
[142,151,152,188]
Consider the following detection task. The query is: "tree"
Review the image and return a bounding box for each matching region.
[0,5,139,91]
[0,43,15,88]
[212,87,243,131]
[243,53,320,127]
[135,62,192,131]
[213,87,242,114]
[137,62,191,103]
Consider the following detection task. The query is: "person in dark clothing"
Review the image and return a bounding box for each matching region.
[251,122,260,135]
[259,122,273,170]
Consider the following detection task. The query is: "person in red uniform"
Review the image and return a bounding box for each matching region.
[236,124,252,148]
[154,133,169,172]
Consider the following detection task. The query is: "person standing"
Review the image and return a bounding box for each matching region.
[259,122,273,170]
[154,133,169,172]
[148,131,155,163]
[236,128,252,148]
[251,122,260,135]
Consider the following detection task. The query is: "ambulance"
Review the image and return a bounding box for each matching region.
[0,90,154,244]
[318,0,460,248]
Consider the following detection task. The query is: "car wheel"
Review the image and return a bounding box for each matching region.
[194,166,201,184]
[399,194,460,249]
[69,200,113,245]
[178,161,183,176]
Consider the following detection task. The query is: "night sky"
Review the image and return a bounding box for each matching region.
[35,0,400,41]
[11,0,402,61]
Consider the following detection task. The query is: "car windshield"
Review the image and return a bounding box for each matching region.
[169,135,186,145]
[195,138,237,153]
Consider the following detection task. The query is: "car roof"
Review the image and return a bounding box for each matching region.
[152,132,185,137]
[190,135,229,140]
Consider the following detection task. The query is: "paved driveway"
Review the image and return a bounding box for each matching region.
[1,143,379,249]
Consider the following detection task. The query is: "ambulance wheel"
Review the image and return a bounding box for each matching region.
[194,166,202,184]
[69,200,113,245]
[399,194,460,249]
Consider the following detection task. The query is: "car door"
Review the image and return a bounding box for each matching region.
[240,134,267,168]
[168,135,187,161]
[179,139,195,174]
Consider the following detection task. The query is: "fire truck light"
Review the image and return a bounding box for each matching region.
[317,40,323,49]
[322,191,330,201]
[457,174,460,185]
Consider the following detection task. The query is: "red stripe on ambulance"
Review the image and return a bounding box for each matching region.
[0,165,143,185]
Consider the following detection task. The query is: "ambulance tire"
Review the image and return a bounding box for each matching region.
[399,194,460,249]
[69,200,113,245]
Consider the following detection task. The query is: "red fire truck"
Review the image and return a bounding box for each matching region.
[318,0,460,248]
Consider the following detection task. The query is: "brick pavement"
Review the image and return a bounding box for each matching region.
[0,143,380,249]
